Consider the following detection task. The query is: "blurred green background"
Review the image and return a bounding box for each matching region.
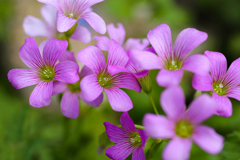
[1,0,240,159]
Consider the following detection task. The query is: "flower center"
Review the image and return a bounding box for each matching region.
[97,73,113,88]
[40,66,55,81]
[130,132,142,146]
[175,120,194,138]
[68,80,81,93]
[166,60,182,70]
[213,82,226,95]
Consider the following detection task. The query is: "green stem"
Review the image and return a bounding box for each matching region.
[134,124,144,129]
[147,93,159,115]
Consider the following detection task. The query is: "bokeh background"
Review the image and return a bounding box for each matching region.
[1,0,240,159]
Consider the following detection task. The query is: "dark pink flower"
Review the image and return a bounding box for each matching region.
[104,112,148,160]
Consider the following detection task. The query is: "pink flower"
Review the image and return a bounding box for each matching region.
[77,39,141,112]
[193,51,240,117]
[143,87,224,160]
[52,51,103,119]
[130,24,210,87]
[37,0,106,34]
[94,23,149,51]
[8,37,79,107]
[104,112,148,160]
[23,5,91,43]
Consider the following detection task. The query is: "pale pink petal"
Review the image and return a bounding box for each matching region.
[147,24,172,60]
[182,54,210,75]
[57,11,78,32]
[160,86,185,120]
[173,28,208,60]
[80,74,103,101]
[41,4,57,30]
[163,137,192,160]
[143,114,174,139]
[61,91,79,119]
[70,26,91,43]
[52,81,67,95]
[79,65,93,78]
[37,0,61,11]
[224,57,240,89]
[226,86,240,101]
[145,46,155,53]
[8,69,41,89]
[105,142,135,160]
[59,50,77,63]
[23,16,52,38]
[81,12,106,34]
[54,61,79,83]
[112,73,141,93]
[124,38,150,51]
[19,37,44,70]
[184,94,218,124]
[132,147,145,160]
[104,87,133,112]
[192,125,224,154]
[108,65,130,75]
[80,92,103,107]
[107,23,125,46]
[77,46,105,74]
[204,51,227,81]
[156,69,183,87]
[74,0,104,16]
[39,40,48,56]
[107,39,128,67]
[120,112,136,132]
[93,36,110,51]
[30,81,53,107]
[192,74,213,91]
[212,92,232,117]
[43,39,68,66]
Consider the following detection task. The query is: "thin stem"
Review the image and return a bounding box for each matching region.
[147,93,159,115]
[134,124,144,130]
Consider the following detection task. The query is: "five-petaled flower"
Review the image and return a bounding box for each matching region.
[77,39,141,112]
[193,51,240,117]
[104,112,148,160]
[130,23,210,87]
[8,37,79,107]
[143,86,224,160]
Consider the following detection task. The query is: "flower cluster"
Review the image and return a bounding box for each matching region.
[8,0,240,159]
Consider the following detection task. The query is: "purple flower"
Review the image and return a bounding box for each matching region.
[37,0,106,34]
[23,5,91,43]
[77,39,141,112]
[143,87,224,160]
[94,23,149,51]
[193,51,240,117]
[130,24,210,87]
[104,112,148,160]
[8,37,79,107]
[52,51,103,119]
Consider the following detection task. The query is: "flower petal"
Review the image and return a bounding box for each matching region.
[143,113,174,139]
[81,11,106,34]
[124,38,150,51]
[41,4,57,30]
[93,36,110,51]
[104,87,133,112]
[204,51,227,81]
[43,39,68,66]
[160,86,185,120]
[52,81,67,95]
[59,50,77,63]
[224,57,240,89]
[112,73,141,93]
[80,74,103,101]
[226,86,240,101]
[30,81,53,107]
[192,125,224,154]
[156,69,183,87]
[132,147,145,160]
[107,23,125,46]
[74,0,104,15]
[145,46,155,53]
[19,37,44,70]
[108,65,130,75]
[57,11,78,32]
[173,28,208,60]
[37,0,61,11]
[182,54,210,75]
[107,39,129,67]
[61,91,79,119]
[120,112,136,132]
[77,46,105,75]
[147,24,172,60]
[192,74,213,91]
[137,129,148,148]
[8,69,41,89]
[212,92,232,117]
[80,92,103,107]
[79,65,94,78]
[70,26,91,43]
[103,122,130,143]
[162,137,192,160]
[54,61,79,83]
[23,16,52,38]
[184,94,218,124]
[39,40,48,56]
